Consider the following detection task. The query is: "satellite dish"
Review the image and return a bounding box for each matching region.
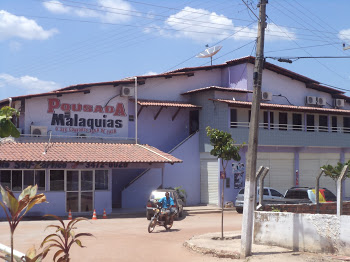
[196,45,222,65]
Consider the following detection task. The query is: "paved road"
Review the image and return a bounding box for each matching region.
[0,211,342,261]
[0,211,242,261]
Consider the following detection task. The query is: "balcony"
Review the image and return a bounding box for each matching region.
[229,122,350,148]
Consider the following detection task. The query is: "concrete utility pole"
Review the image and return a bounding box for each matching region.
[240,0,267,258]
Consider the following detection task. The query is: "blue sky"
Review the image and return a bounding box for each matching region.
[1,0,350,99]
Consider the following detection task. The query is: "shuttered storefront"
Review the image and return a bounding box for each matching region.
[256,152,294,195]
[200,159,219,205]
[299,153,339,194]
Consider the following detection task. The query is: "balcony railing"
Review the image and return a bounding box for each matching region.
[230,122,350,133]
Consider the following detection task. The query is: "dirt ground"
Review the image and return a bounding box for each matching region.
[0,211,343,261]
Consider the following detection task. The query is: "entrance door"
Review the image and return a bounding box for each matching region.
[66,170,93,212]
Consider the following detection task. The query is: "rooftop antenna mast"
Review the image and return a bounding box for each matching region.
[196,45,222,65]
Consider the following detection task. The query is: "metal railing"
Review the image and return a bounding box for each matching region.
[230,121,350,133]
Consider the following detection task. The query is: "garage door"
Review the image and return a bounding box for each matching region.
[299,153,339,194]
[200,159,219,205]
[256,152,294,195]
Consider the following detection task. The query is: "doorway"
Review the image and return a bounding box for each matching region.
[66,170,93,212]
[189,110,199,135]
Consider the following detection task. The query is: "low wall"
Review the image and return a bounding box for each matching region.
[260,201,350,215]
[254,211,350,256]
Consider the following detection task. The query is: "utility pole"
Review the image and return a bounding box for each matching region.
[240,0,267,258]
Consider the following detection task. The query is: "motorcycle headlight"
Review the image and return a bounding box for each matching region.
[156,209,160,212]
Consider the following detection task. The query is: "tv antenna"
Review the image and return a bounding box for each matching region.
[196,45,222,65]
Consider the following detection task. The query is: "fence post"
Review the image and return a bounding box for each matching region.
[315,168,324,214]
[255,166,265,210]
[257,167,269,209]
[337,165,348,216]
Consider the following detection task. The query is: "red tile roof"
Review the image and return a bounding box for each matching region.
[211,99,350,115]
[181,86,253,95]
[134,99,201,108]
[0,142,182,163]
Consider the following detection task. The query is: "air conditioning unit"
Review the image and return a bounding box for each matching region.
[335,99,345,108]
[306,96,317,105]
[120,86,135,97]
[317,97,326,106]
[30,126,47,136]
[262,91,272,101]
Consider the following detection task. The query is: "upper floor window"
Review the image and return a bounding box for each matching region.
[307,114,314,132]
[344,117,350,133]
[263,111,274,129]
[319,115,328,132]
[332,116,338,133]
[279,112,287,130]
[230,109,237,128]
[292,113,302,131]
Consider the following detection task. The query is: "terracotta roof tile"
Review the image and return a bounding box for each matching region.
[211,99,350,115]
[133,99,201,108]
[181,86,253,95]
[0,142,182,163]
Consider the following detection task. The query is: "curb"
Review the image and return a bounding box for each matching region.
[183,240,241,259]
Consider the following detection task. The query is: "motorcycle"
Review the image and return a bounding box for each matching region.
[147,202,176,233]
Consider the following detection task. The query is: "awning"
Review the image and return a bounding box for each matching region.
[131,99,201,120]
[0,142,182,164]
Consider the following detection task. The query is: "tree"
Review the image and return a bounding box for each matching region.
[0,106,20,138]
[206,126,244,239]
[322,160,350,189]
[0,185,47,262]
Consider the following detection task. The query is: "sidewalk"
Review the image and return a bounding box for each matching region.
[184,231,350,261]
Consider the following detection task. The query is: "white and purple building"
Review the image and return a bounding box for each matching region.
[1,56,350,217]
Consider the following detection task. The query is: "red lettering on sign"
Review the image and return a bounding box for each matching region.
[113,103,126,117]
[94,105,103,113]
[47,98,60,113]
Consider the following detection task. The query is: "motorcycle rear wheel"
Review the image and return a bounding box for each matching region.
[148,217,156,233]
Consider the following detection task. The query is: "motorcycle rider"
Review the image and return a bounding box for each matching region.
[158,192,175,226]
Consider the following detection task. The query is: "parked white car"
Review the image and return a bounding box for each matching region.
[234,187,284,213]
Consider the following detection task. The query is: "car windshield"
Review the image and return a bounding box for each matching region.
[150,191,172,200]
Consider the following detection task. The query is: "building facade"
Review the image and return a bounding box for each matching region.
[1,56,350,217]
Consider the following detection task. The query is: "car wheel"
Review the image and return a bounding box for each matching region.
[236,207,243,214]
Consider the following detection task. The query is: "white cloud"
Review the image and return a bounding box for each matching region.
[143,71,157,76]
[233,24,296,41]
[0,10,58,41]
[43,0,71,14]
[43,0,134,23]
[339,29,350,42]
[0,73,61,94]
[145,7,296,43]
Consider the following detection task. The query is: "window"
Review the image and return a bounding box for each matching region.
[0,170,45,191]
[344,117,350,133]
[270,189,283,197]
[292,113,302,131]
[332,116,338,132]
[50,170,64,191]
[279,112,288,130]
[263,189,269,195]
[263,111,274,129]
[23,170,45,190]
[248,110,251,125]
[0,170,11,189]
[230,109,237,128]
[95,170,108,190]
[319,115,328,132]
[307,114,315,132]
[226,178,230,188]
